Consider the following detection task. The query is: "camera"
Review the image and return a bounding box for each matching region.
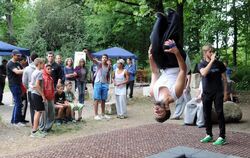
[215,54,220,60]
[163,42,176,50]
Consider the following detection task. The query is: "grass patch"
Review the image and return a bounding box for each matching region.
[50,120,86,135]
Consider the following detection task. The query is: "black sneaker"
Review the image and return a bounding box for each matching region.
[22,120,29,124]
[0,102,4,106]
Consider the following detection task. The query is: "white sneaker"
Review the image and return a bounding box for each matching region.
[94,115,102,120]
[101,114,111,120]
[13,122,27,127]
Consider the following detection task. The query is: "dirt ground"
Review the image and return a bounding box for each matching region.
[0,85,249,157]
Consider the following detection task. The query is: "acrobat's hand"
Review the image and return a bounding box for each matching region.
[164,40,179,55]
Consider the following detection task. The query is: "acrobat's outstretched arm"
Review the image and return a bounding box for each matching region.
[148,45,160,97]
[164,40,187,98]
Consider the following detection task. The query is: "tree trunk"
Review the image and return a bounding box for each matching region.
[232,0,237,67]
[177,0,185,48]
[5,0,14,44]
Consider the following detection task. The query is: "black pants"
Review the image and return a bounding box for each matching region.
[21,93,28,122]
[126,80,134,98]
[0,81,5,103]
[202,91,225,139]
[28,91,35,125]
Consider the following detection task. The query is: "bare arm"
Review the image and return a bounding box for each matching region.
[148,45,160,97]
[163,40,187,98]
[200,54,216,77]
[34,80,46,101]
[222,72,228,102]
[84,49,98,64]
[12,68,23,75]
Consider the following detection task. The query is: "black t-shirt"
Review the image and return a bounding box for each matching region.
[198,60,226,93]
[0,64,7,82]
[6,60,22,86]
[51,62,63,87]
[54,91,66,104]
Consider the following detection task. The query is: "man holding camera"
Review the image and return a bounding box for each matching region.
[198,44,228,146]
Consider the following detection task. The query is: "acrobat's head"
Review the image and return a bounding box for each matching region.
[153,101,171,123]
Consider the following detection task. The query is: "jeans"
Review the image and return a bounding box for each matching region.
[202,91,225,139]
[9,84,22,124]
[40,100,55,132]
[0,81,5,103]
[77,81,86,104]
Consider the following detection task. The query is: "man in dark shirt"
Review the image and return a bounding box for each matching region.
[0,59,7,105]
[47,51,63,88]
[198,44,227,146]
[6,49,25,125]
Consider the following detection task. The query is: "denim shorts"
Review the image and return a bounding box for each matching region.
[93,82,109,101]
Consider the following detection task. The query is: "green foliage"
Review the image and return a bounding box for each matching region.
[0,0,249,70]
[231,66,250,90]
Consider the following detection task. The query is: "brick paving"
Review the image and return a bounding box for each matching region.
[4,123,250,158]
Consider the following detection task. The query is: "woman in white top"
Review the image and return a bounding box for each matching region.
[149,40,187,123]
[113,59,129,119]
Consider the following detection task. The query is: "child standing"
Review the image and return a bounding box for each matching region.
[40,64,55,132]
[54,84,71,124]
[30,58,46,138]
[65,81,84,122]
[113,59,129,119]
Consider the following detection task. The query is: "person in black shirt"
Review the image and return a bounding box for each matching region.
[6,50,25,125]
[198,44,227,146]
[0,59,7,105]
[54,84,71,124]
[47,51,63,88]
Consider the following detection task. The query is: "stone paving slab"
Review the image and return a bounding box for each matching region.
[3,123,250,158]
[147,146,242,158]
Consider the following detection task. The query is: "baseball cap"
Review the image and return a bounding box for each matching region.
[117,59,125,65]
[12,49,21,55]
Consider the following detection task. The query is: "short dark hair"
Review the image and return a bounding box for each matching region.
[155,110,171,123]
[47,51,54,56]
[30,52,38,62]
[127,57,132,61]
[102,54,108,58]
[2,59,7,63]
[45,64,52,68]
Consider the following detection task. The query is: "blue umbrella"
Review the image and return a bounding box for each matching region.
[0,41,30,56]
[92,47,138,60]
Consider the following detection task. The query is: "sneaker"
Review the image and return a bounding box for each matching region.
[200,135,213,143]
[213,137,227,146]
[119,115,125,119]
[0,102,4,106]
[21,120,29,124]
[39,130,48,136]
[94,115,102,121]
[72,119,77,123]
[30,130,46,138]
[78,103,84,111]
[13,122,27,127]
[101,114,111,120]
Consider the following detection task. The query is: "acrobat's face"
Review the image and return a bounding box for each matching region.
[153,104,167,119]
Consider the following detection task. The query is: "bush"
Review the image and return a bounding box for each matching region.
[232,66,250,90]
